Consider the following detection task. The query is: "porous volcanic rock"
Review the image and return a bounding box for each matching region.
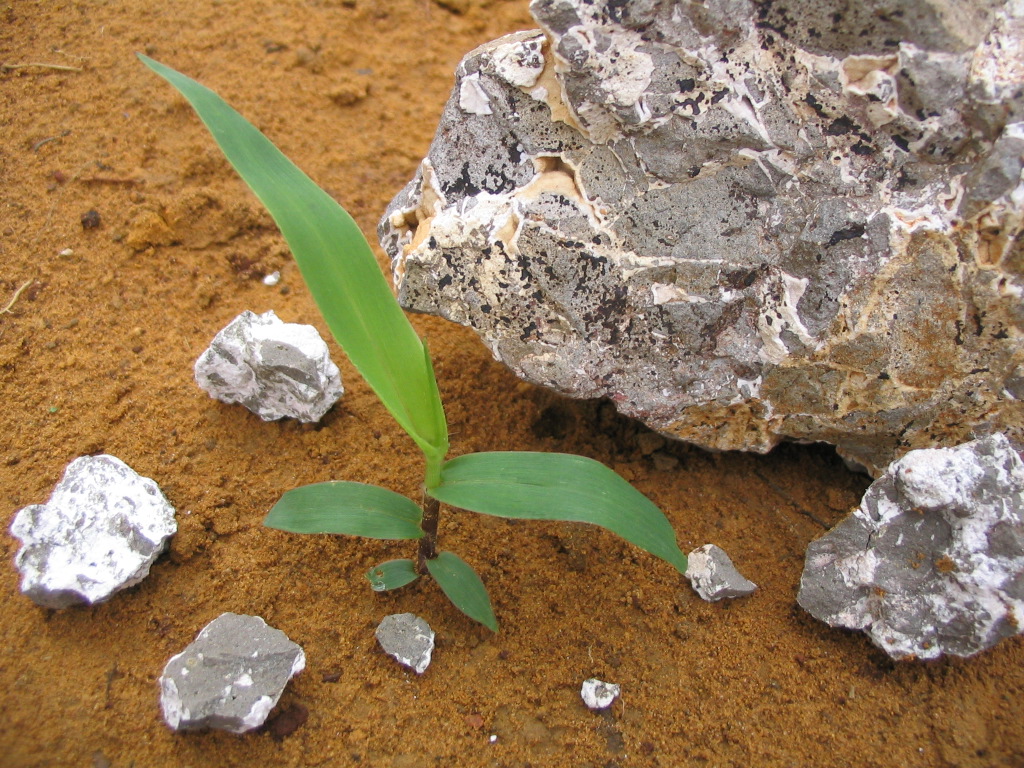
[798,434,1024,660]
[379,0,1024,475]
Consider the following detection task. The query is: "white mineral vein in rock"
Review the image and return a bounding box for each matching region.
[651,283,707,305]
[459,73,493,116]
[558,26,654,143]
[971,2,1024,100]
[491,37,544,89]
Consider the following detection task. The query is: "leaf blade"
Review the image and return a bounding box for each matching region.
[366,559,420,592]
[425,551,498,632]
[265,481,424,540]
[139,55,448,462]
[431,452,687,573]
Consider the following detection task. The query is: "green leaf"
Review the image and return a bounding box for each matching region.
[265,481,424,539]
[425,551,498,632]
[431,452,687,573]
[366,559,420,592]
[139,55,448,465]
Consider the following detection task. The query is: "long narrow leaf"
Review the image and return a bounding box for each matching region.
[425,551,498,632]
[140,55,448,464]
[265,481,424,539]
[431,452,687,573]
[367,559,420,591]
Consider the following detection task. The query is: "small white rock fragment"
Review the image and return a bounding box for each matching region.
[10,455,177,609]
[262,271,281,286]
[685,544,758,601]
[375,613,435,674]
[159,613,305,734]
[580,678,620,710]
[194,309,343,423]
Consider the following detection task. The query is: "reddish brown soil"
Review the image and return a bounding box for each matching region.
[2,2,1022,766]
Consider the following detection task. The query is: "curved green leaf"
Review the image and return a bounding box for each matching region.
[265,481,424,539]
[431,452,687,573]
[367,559,420,592]
[139,55,448,465]
[425,551,498,632]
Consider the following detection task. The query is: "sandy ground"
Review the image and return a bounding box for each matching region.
[1,1,1022,766]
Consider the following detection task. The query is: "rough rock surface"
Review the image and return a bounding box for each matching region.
[159,613,306,733]
[798,434,1024,660]
[379,0,1024,475]
[685,544,758,601]
[375,613,435,674]
[195,309,343,423]
[9,455,177,609]
[580,677,620,710]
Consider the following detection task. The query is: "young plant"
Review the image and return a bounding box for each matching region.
[141,55,688,631]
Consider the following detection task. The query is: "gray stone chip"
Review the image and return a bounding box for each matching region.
[194,309,343,423]
[685,544,758,601]
[10,454,177,609]
[798,434,1024,660]
[159,613,306,733]
[375,613,435,674]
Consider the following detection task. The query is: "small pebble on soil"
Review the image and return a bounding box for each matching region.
[685,544,758,601]
[159,612,306,734]
[581,678,620,710]
[375,613,435,674]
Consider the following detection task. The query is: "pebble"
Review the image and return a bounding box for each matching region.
[375,613,435,674]
[194,309,343,423]
[685,544,758,601]
[10,455,176,608]
[159,613,306,733]
[581,678,620,710]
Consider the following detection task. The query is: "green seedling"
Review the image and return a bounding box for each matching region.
[141,55,688,631]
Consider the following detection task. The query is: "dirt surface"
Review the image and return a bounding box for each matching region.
[1,1,1022,766]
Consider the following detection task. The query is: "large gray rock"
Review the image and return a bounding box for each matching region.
[379,0,1024,475]
[798,434,1024,660]
[159,613,306,733]
[195,309,343,423]
[10,455,177,609]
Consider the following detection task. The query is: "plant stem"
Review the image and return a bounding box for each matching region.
[424,451,444,489]
[417,495,440,574]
